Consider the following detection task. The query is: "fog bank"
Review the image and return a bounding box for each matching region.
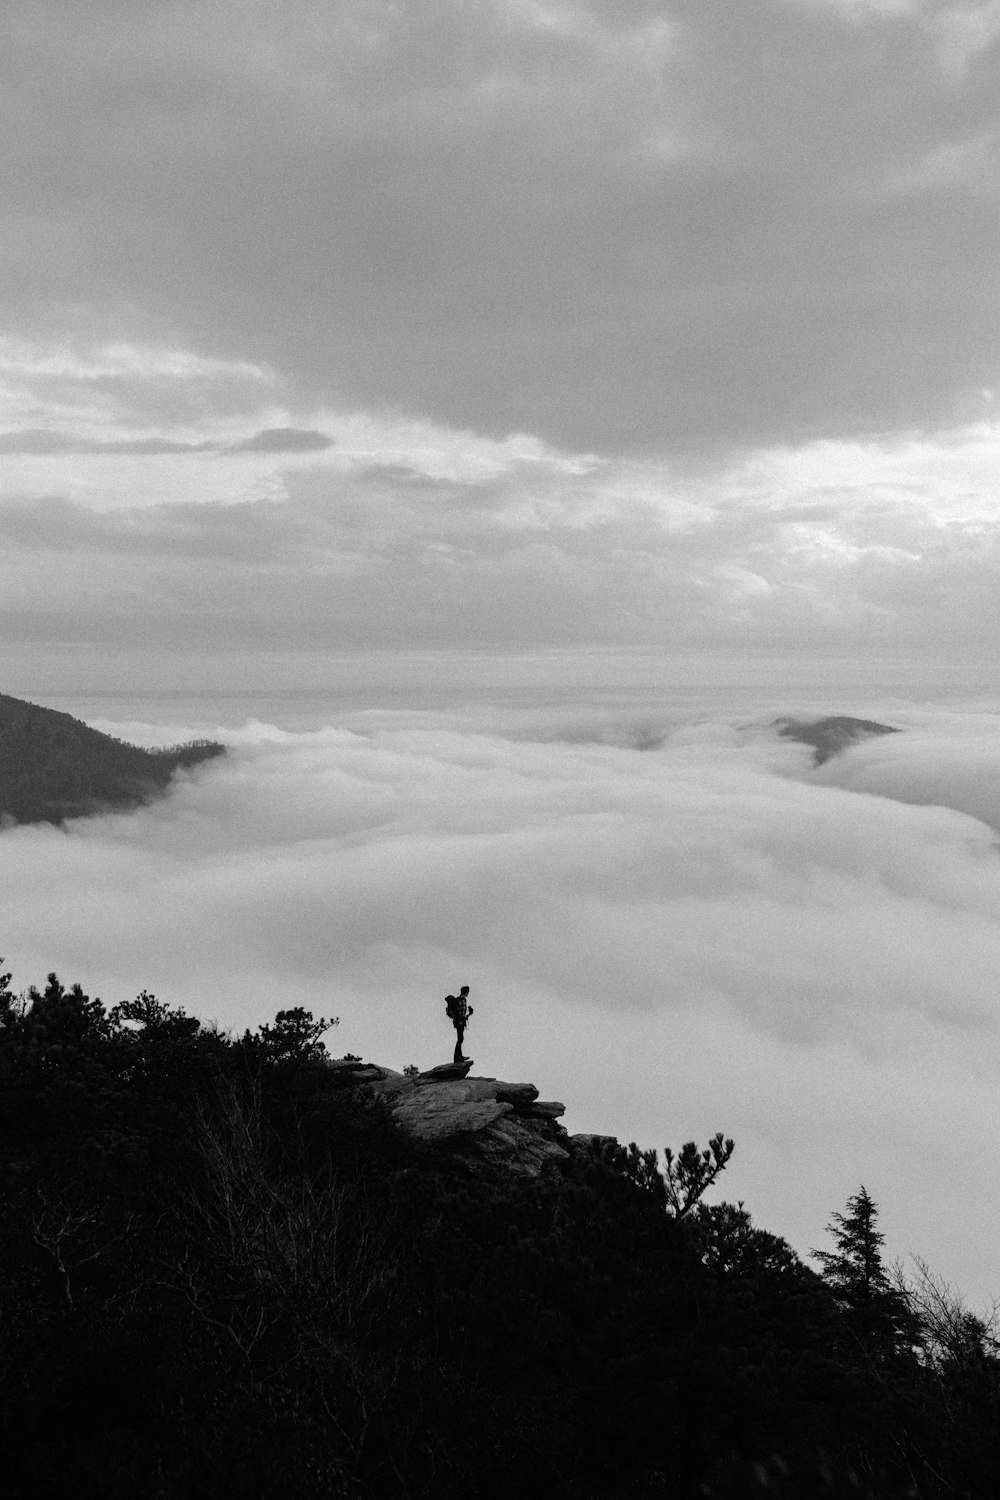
[3,702,1000,1304]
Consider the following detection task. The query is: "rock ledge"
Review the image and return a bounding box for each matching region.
[331,1056,571,1179]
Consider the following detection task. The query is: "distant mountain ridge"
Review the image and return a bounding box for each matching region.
[0,692,225,827]
[774,714,900,765]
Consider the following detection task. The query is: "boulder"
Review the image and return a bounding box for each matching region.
[418,1060,474,1081]
[495,1083,539,1107]
[449,1114,570,1178]
[431,1078,517,1104]
[348,1065,388,1083]
[526,1100,565,1119]
[363,1072,417,1102]
[326,1059,388,1083]
[392,1090,514,1143]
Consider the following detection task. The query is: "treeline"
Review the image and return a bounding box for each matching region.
[0,692,224,825]
[1,968,999,1498]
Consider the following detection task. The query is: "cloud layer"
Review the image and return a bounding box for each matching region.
[4,1,1000,451]
[3,701,1000,1304]
[5,6,1000,672]
[5,402,1000,667]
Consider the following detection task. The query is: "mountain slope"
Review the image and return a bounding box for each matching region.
[0,692,225,826]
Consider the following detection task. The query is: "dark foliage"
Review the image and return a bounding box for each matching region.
[814,1185,920,1359]
[0,691,225,825]
[1,965,998,1499]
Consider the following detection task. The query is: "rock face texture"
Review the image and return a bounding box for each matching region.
[331,1057,571,1179]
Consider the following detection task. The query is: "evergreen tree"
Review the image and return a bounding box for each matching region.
[599,1131,735,1217]
[241,1006,337,1066]
[815,1187,887,1299]
[814,1186,916,1359]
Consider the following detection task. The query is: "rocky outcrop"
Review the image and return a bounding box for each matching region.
[418,1061,474,1081]
[332,1056,572,1180]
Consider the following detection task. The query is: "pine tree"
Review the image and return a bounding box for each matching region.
[815,1186,888,1302]
[814,1186,915,1359]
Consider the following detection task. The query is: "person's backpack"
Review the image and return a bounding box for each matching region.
[445,993,467,1023]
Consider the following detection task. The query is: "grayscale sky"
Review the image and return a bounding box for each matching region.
[3,0,1000,683]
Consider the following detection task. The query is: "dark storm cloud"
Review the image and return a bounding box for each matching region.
[4,1,1000,452]
[226,427,334,453]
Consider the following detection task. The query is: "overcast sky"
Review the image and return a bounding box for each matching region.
[4,0,1000,680]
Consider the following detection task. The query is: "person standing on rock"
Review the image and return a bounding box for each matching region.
[445,985,473,1064]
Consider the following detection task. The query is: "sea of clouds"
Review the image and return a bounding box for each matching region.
[4,698,1000,1305]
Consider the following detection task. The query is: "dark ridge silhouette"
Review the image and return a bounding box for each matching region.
[0,691,225,827]
[774,713,900,765]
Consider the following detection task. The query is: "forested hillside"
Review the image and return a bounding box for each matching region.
[774,715,900,765]
[0,692,224,825]
[2,967,998,1498]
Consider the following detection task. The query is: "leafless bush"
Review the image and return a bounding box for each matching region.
[175,1080,399,1361]
[896,1256,1000,1376]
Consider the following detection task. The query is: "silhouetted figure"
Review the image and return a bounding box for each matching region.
[445,985,473,1064]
